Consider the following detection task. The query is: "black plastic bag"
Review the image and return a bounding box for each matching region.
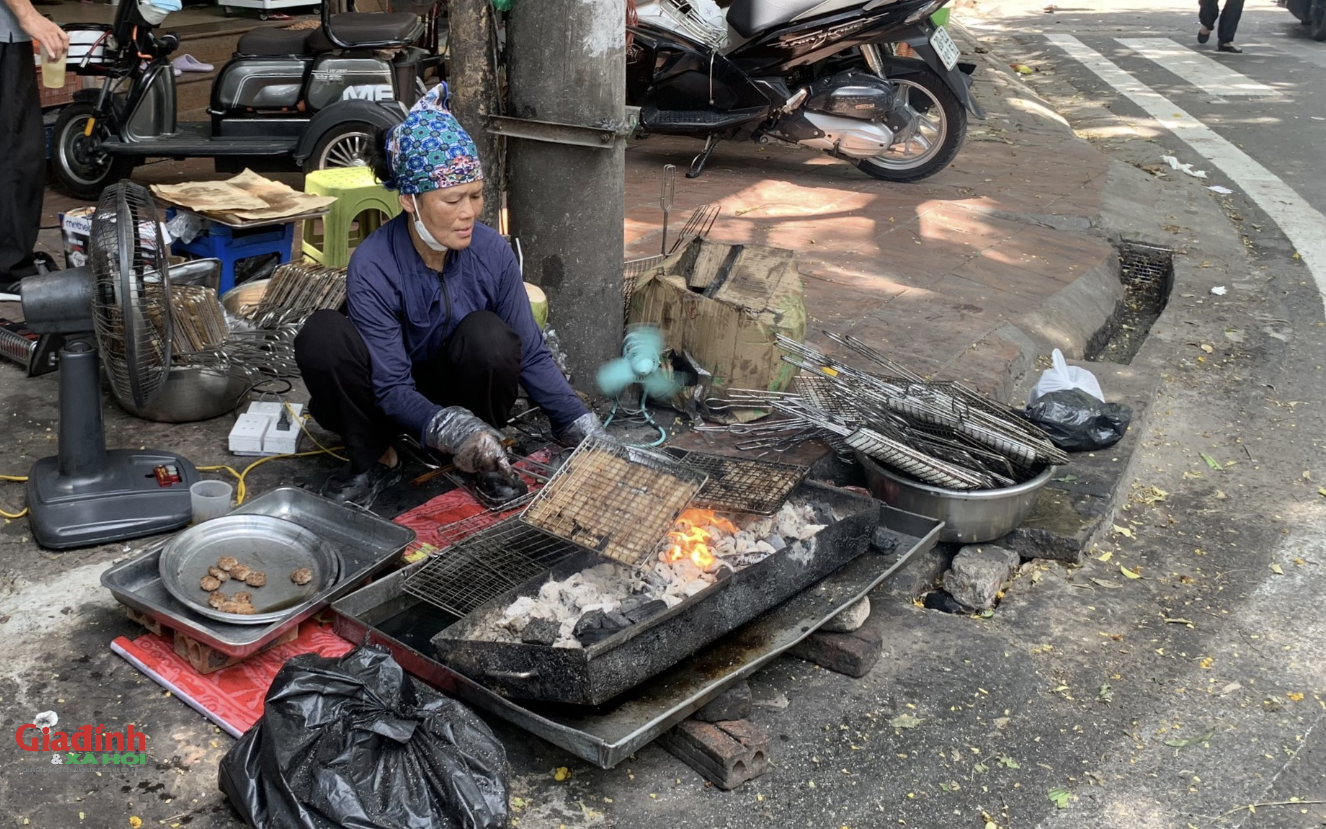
[1024,389,1132,452]
[219,645,509,829]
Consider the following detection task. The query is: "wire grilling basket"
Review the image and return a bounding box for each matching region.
[704,331,1065,491]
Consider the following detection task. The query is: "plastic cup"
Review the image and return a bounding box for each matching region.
[190,480,234,524]
[40,45,66,90]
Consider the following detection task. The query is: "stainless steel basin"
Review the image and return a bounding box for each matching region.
[857,451,1054,544]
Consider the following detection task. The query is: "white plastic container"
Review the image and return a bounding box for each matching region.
[190,480,235,524]
[66,26,114,71]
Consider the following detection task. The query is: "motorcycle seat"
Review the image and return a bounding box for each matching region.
[308,12,424,51]
[236,26,315,57]
[727,0,838,37]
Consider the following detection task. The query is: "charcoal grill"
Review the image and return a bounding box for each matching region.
[402,520,580,618]
[662,448,809,515]
[331,502,944,768]
[520,438,707,566]
[429,480,877,706]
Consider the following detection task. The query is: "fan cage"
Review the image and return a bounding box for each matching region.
[90,183,173,410]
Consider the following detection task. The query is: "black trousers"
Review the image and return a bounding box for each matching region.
[0,41,44,282]
[294,309,522,473]
[1200,0,1244,44]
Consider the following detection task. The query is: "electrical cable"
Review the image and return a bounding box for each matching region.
[0,473,28,519]
[605,393,668,447]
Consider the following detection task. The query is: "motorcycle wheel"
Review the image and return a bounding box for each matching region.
[305,121,377,172]
[52,102,134,200]
[1312,0,1326,40]
[855,69,966,183]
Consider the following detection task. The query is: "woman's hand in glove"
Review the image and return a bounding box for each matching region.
[557,411,609,448]
[424,406,511,474]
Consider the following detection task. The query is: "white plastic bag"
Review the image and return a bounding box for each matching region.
[1026,349,1103,407]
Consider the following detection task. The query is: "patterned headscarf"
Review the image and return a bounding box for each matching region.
[383,83,484,195]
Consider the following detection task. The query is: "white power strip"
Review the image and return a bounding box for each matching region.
[228,401,305,456]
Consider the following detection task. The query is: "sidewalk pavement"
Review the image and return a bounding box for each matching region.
[623,39,1120,402]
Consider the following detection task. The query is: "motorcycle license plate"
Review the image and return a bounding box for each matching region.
[930,26,960,71]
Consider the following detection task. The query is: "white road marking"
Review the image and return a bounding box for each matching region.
[1116,37,1280,97]
[1046,34,1326,303]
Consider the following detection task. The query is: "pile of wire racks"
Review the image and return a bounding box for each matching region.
[700,331,1067,491]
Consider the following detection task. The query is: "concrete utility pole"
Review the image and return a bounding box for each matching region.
[505,0,626,391]
[447,0,503,228]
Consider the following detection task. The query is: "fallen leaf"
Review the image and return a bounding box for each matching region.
[1317,487,1326,498]
[1201,453,1223,470]
[553,766,572,782]
[890,713,925,729]
[129,820,142,829]
[1271,563,1284,575]
[1113,525,1135,539]
[1097,683,1113,703]
[1048,787,1071,808]
[1090,577,1122,589]
[1165,729,1214,748]
[1199,344,1214,353]
[1097,550,1114,562]
[1218,681,1241,695]
[1199,657,1215,669]
[1287,692,1304,702]
[999,756,1020,769]
[1120,565,1142,579]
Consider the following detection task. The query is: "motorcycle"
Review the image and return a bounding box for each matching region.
[1287,0,1326,40]
[627,0,981,181]
[52,0,442,199]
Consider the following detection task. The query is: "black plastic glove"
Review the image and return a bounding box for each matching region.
[424,406,511,474]
[557,411,609,448]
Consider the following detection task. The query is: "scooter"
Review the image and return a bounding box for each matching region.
[1287,0,1326,40]
[628,0,981,182]
[53,0,441,199]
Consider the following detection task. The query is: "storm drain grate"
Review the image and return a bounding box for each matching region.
[1087,242,1175,364]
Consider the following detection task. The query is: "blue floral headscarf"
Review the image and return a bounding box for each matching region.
[383,83,484,195]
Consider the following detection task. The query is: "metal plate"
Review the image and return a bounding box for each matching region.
[158,515,342,625]
[663,448,810,515]
[102,487,416,657]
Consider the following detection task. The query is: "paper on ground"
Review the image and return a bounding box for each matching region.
[1162,155,1208,179]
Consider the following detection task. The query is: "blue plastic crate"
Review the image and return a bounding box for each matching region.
[167,209,295,295]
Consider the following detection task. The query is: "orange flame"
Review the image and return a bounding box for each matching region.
[661,509,739,571]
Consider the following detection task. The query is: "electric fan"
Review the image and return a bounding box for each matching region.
[22,182,199,549]
[596,324,681,400]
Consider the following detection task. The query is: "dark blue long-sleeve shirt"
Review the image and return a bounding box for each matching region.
[345,215,588,441]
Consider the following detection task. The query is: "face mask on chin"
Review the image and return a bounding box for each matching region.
[411,194,448,253]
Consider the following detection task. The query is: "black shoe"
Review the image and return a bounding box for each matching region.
[1197,28,1211,43]
[1218,43,1243,53]
[319,461,404,509]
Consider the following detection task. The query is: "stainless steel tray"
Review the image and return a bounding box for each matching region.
[331,502,942,768]
[103,487,415,657]
[159,515,343,625]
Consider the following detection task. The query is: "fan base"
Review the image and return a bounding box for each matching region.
[27,450,199,550]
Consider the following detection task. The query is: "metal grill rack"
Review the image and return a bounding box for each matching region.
[520,437,708,566]
[663,448,810,515]
[623,255,666,319]
[403,519,580,617]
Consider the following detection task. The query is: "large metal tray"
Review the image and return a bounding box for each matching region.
[434,480,878,706]
[102,487,415,657]
[331,502,942,768]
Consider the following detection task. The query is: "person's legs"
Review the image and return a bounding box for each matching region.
[0,42,44,285]
[1198,0,1220,32]
[414,310,523,428]
[1218,0,1245,45]
[293,310,396,475]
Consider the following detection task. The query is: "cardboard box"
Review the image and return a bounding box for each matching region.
[60,207,96,269]
[628,238,806,399]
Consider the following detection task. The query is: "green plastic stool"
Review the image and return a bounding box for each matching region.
[302,167,402,268]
